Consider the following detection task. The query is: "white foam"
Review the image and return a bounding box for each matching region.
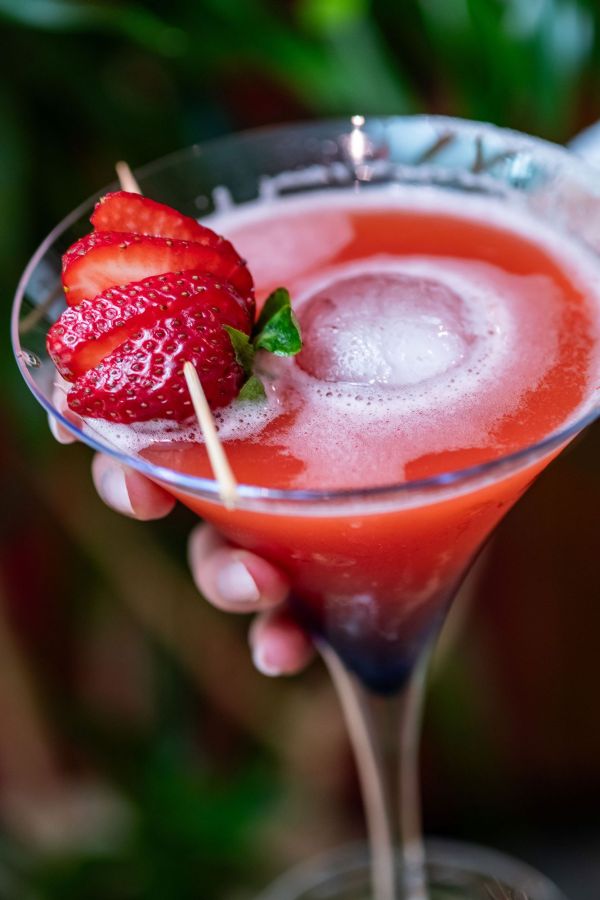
[297,271,471,387]
[206,183,600,310]
[239,255,561,486]
[85,375,283,454]
[224,206,354,289]
[79,185,600,488]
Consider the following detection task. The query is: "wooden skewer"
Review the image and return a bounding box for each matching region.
[115,161,239,509]
[183,363,239,510]
[115,160,142,194]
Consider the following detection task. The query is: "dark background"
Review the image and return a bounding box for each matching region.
[1,1,600,898]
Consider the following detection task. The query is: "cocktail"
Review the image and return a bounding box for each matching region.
[12,117,600,899]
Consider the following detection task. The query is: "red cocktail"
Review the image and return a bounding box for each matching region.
[129,189,598,694]
[14,118,598,900]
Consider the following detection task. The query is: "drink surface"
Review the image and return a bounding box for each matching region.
[84,186,600,692]
[90,187,600,492]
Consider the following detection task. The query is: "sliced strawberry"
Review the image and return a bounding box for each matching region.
[48,270,251,382]
[91,191,219,244]
[68,292,247,422]
[62,231,254,313]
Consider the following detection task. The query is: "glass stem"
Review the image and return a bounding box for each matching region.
[320,645,431,900]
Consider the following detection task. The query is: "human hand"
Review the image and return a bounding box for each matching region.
[49,410,314,677]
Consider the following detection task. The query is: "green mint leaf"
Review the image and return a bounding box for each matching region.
[237,374,266,401]
[225,288,301,405]
[223,325,255,376]
[254,287,291,336]
[255,305,302,355]
[254,293,302,356]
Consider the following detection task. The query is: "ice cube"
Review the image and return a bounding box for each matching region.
[297,272,472,387]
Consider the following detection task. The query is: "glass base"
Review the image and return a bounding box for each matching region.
[255,840,567,900]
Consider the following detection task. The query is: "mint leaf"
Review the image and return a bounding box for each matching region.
[223,325,255,376]
[254,287,291,336]
[237,374,266,401]
[254,305,302,356]
[253,288,302,357]
[225,288,301,404]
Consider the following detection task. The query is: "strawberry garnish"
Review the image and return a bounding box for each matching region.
[91,191,217,244]
[48,270,251,382]
[62,231,254,312]
[50,188,301,424]
[55,274,251,422]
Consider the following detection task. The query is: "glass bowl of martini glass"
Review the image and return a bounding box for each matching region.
[12,117,600,900]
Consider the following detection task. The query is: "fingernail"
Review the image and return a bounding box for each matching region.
[98,465,134,516]
[251,643,282,677]
[215,559,260,604]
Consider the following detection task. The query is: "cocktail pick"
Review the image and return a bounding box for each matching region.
[115,161,240,509]
[115,160,142,194]
[182,363,239,510]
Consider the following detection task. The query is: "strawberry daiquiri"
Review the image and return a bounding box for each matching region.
[47,187,600,694]
[18,119,600,900]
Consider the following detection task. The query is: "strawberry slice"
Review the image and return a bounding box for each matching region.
[62,231,254,313]
[91,191,218,244]
[47,270,251,382]
[67,289,249,422]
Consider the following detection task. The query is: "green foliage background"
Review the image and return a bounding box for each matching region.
[2,2,600,898]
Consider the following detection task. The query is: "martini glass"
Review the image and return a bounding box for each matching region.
[12,117,600,900]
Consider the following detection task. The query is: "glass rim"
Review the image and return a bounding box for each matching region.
[11,114,600,506]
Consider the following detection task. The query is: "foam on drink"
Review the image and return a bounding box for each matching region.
[86,186,600,490]
[239,256,560,485]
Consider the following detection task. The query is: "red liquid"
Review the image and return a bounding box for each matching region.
[138,193,598,691]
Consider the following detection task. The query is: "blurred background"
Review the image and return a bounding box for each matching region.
[2,1,600,898]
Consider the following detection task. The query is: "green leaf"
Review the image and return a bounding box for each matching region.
[255,306,302,356]
[254,287,292,335]
[226,289,301,402]
[253,288,302,356]
[237,375,266,402]
[223,325,255,376]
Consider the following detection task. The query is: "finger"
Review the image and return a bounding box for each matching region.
[48,412,76,444]
[91,453,176,520]
[188,523,290,612]
[249,607,315,677]
[49,381,78,444]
